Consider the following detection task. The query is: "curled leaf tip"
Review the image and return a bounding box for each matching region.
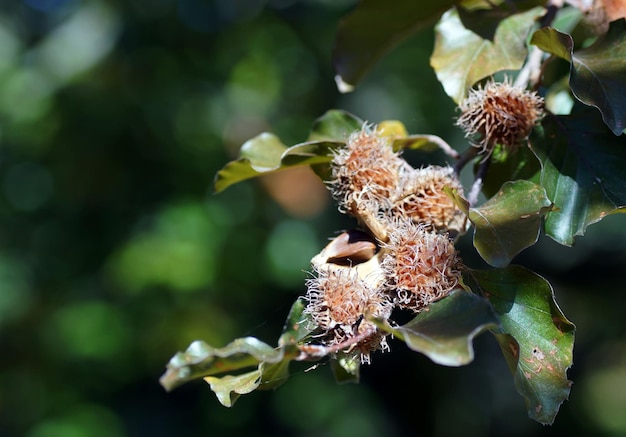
[335,75,355,93]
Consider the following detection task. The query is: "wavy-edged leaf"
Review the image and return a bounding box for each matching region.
[278,297,315,347]
[431,7,544,103]
[160,299,312,405]
[159,337,284,392]
[465,180,553,267]
[374,289,500,366]
[529,26,573,61]
[332,0,455,92]
[529,111,626,246]
[469,265,574,425]
[204,370,261,407]
[257,358,292,392]
[531,21,626,135]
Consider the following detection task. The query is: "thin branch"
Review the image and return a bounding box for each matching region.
[453,146,479,176]
[296,327,376,360]
[422,134,460,160]
[468,156,491,207]
[514,45,545,89]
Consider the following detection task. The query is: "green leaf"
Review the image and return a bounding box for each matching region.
[278,297,315,347]
[307,109,364,142]
[431,7,544,103]
[457,0,546,41]
[529,111,626,246]
[392,134,458,156]
[378,120,459,156]
[204,370,262,408]
[213,134,341,193]
[374,289,500,366]
[469,265,574,425]
[529,27,573,61]
[332,0,455,92]
[467,180,553,267]
[255,298,317,392]
[213,110,363,193]
[257,358,292,392]
[159,337,284,392]
[531,21,626,135]
[571,19,626,135]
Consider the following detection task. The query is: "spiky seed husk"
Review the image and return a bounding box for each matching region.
[456,79,544,155]
[303,264,392,363]
[391,165,467,236]
[329,126,403,215]
[382,219,463,313]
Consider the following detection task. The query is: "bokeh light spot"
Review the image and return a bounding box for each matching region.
[581,352,626,434]
[107,201,222,294]
[45,301,131,361]
[264,219,318,288]
[26,403,125,437]
[227,52,281,115]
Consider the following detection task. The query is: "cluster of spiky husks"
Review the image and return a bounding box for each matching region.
[302,126,466,364]
[328,126,467,239]
[456,79,544,156]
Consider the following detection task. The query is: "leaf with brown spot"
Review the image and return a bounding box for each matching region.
[469,265,575,425]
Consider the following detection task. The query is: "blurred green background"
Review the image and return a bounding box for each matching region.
[1,1,626,436]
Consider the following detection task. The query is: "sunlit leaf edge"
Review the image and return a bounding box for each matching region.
[213,139,342,193]
[159,336,288,392]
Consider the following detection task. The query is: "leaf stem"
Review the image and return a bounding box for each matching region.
[468,155,491,207]
[514,0,562,89]
[453,146,479,175]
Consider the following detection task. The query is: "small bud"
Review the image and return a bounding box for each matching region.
[381,219,463,313]
[456,79,544,156]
